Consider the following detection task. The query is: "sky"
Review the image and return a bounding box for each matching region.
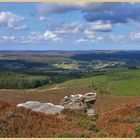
[0,2,140,50]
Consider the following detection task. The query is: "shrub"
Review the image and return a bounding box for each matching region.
[55,132,76,138]
[135,124,140,137]
[0,100,91,137]
[76,118,99,132]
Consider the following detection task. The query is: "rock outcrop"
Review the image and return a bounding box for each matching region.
[17,92,97,116]
[60,92,97,115]
[17,101,64,115]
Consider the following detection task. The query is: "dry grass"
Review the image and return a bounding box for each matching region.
[0,100,90,138]
[1,100,140,137]
[0,88,140,114]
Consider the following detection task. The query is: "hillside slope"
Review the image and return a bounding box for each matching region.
[59,70,140,96]
[0,100,140,137]
[0,100,90,137]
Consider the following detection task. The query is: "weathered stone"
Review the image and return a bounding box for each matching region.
[61,92,97,115]
[17,92,97,116]
[17,101,64,115]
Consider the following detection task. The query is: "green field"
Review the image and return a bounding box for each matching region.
[59,70,140,96]
[54,63,79,70]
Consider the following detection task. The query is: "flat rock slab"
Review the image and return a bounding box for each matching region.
[17,101,64,114]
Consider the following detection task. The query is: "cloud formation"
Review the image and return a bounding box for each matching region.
[109,34,125,42]
[84,3,140,24]
[89,21,112,32]
[19,30,63,44]
[37,2,140,24]
[1,2,140,50]
[129,32,140,41]
[0,11,27,30]
[53,22,83,34]
[37,2,98,15]
[0,35,16,42]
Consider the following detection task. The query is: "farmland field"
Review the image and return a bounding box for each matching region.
[1,2,140,137]
[54,63,79,70]
[0,50,140,137]
[0,51,140,107]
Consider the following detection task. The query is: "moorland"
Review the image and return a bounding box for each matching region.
[0,50,140,137]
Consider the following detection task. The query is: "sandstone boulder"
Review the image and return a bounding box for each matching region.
[17,92,97,116]
[61,92,97,115]
[17,101,64,115]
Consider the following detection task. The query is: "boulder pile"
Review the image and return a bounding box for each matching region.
[61,92,97,115]
[17,92,97,116]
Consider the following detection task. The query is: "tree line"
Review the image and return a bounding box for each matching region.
[0,71,50,89]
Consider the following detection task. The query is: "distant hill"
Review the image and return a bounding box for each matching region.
[1,50,140,61]
[71,51,140,61]
[1,50,140,58]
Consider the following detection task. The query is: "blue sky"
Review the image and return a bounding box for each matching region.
[0,2,140,50]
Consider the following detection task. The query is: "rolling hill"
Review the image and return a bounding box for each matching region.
[58,70,140,96]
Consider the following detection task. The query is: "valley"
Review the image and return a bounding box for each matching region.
[1,50,140,99]
[0,50,140,137]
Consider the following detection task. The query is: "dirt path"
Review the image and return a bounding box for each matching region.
[47,84,61,91]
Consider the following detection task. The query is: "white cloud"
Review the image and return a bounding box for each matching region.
[89,21,112,32]
[38,16,46,21]
[76,31,104,44]
[96,36,104,41]
[54,22,83,34]
[19,30,63,44]
[76,38,88,43]
[0,11,26,30]
[129,32,140,41]
[0,29,63,45]
[76,35,104,44]
[84,29,96,39]
[0,35,17,43]
[13,25,27,30]
[110,34,125,42]
[43,30,62,41]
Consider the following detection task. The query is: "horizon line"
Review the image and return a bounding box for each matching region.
[0,49,140,51]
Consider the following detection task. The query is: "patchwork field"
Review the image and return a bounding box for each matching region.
[54,63,79,70]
